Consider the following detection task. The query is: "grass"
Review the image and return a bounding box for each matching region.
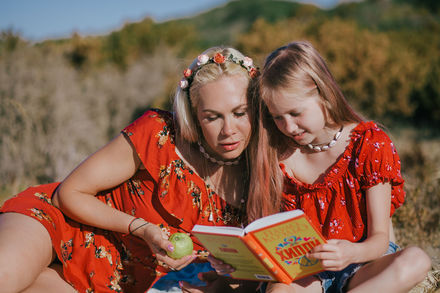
[391,127,440,292]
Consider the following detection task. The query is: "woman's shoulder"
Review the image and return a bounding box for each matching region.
[122,109,177,171]
[130,108,174,128]
[123,109,175,138]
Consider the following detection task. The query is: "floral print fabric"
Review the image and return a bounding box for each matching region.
[282,122,405,242]
[0,109,243,292]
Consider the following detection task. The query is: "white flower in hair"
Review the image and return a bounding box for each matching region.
[180,79,189,89]
[197,54,210,66]
[243,57,253,68]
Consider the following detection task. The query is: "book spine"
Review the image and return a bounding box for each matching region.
[243,234,293,284]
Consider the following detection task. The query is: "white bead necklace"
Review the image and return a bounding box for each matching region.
[198,141,241,166]
[307,126,344,152]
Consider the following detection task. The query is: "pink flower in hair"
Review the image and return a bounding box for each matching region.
[243,57,253,68]
[183,68,192,78]
[249,67,259,78]
[180,79,189,89]
[197,54,209,65]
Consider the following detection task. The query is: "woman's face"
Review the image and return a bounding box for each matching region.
[196,74,251,161]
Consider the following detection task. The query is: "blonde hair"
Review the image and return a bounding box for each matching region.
[173,47,253,143]
[248,41,364,221]
[261,41,363,126]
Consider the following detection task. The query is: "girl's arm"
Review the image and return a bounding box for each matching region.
[52,133,195,269]
[308,183,391,270]
[351,182,391,260]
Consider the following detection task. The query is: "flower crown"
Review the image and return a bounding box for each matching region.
[179,52,259,90]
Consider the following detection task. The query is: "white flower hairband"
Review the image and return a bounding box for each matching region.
[179,52,259,90]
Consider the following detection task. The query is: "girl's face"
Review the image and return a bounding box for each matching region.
[196,75,252,161]
[265,89,328,146]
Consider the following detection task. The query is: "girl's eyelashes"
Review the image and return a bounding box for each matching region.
[289,112,301,117]
[271,112,300,120]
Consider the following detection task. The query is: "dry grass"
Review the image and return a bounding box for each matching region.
[392,128,440,292]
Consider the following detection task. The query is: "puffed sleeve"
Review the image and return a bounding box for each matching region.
[121,109,195,223]
[355,123,405,215]
[121,109,175,182]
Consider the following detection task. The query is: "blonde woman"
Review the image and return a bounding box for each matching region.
[0,47,260,292]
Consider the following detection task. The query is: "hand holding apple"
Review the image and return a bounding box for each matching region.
[167,232,194,259]
[132,222,195,270]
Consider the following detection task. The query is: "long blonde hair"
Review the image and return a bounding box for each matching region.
[247,41,363,221]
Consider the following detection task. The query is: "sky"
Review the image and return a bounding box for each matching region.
[1,0,340,42]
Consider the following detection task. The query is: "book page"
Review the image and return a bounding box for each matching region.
[192,225,244,236]
[244,209,304,233]
[192,232,275,281]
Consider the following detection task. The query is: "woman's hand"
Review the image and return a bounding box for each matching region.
[306,239,356,271]
[133,221,196,271]
[206,254,235,275]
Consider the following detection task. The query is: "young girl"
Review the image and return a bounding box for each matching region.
[0,47,261,292]
[248,41,432,292]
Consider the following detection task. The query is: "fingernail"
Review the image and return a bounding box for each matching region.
[179,281,183,288]
[167,244,174,251]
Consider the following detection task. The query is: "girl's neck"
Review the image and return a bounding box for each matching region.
[281,123,357,185]
[309,125,344,148]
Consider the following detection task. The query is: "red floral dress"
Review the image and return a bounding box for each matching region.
[282,122,405,242]
[0,109,244,293]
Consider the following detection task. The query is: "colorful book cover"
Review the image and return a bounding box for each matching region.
[245,214,326,281]
[191,210,326,283]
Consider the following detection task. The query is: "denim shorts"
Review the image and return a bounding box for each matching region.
[317,241,400,293]
[149,262,213,292]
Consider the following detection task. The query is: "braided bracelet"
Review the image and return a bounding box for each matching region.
[130,221,150,235]
[127,217,142,234]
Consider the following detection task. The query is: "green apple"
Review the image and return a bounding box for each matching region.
[167,232,194,259]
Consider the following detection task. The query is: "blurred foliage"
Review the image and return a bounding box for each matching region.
[0,0,438,186]
[0,0,438,180]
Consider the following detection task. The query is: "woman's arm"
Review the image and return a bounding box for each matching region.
[52,133,195,269]
[52,133,139,233]
[308,183,391,270]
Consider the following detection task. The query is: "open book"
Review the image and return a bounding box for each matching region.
[191,210,326,284]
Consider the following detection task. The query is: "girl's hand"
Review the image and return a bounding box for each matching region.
[306,239,356,271]
[207,254,235,275]
[133,221,196,270]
